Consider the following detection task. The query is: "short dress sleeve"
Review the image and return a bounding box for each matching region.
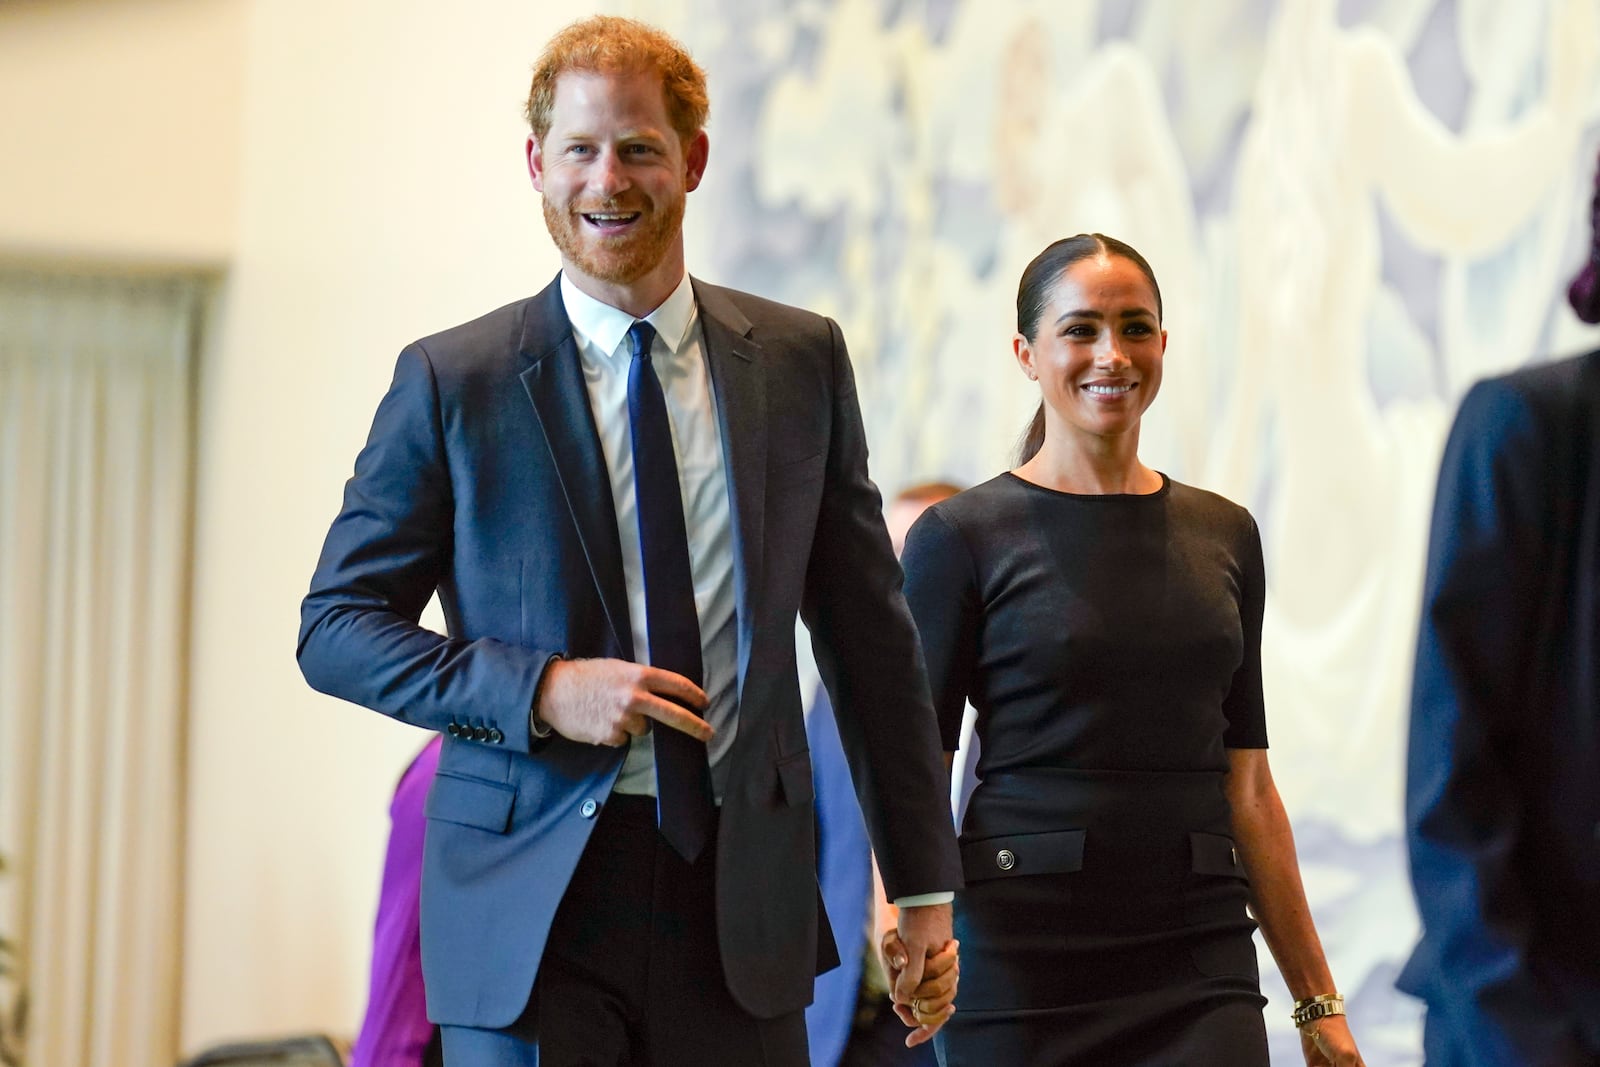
[1222,512,1269,749]
[900,506,981,752]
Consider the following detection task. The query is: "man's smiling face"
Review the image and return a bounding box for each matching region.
[528,69,708,309]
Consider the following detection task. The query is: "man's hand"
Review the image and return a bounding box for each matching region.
[534,658,711,747]
[880,902,957,1046]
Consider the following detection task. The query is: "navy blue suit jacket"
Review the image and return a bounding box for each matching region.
[1401,350,1600,1066]
[298,276,961,1028]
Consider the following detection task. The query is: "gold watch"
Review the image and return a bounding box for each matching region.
[1291,993,1345,1029]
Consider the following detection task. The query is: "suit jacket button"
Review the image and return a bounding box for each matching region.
[580,799,599,819]
[472,726,488,741]
[996,848,1016,871]
[446,723,460,737]
[489,728,504,744]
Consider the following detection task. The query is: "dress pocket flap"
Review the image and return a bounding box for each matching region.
[425,771,517,834]
[960,828,1085,882]
[1190,831,1245,878]
[776,751,815,807]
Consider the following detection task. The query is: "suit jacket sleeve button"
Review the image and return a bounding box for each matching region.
[446,723,460,737]
[489,728,504,744]
[580,799,599,819]
[472,726,488,741]
[996,848,1016,871]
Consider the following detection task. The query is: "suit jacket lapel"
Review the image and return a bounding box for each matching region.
[519,277,635,661]
[695,279,765,700]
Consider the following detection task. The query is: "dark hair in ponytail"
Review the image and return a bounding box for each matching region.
[1013,233,1164,464]
[1570,147,1600,325]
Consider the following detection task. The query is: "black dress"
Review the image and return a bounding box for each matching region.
[901,473,1271,1067]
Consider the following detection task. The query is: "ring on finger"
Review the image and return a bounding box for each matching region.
[911,997,923,1014]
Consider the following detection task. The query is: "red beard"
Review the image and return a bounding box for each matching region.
[542,192,685,285]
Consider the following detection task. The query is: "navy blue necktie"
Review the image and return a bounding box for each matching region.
[626,320,714,862]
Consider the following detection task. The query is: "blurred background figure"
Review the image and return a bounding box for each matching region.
[1401,150,1600,1067]
[805,481,963,1067]
[350,736,442,1067]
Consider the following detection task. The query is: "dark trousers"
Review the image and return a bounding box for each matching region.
[441,795,809,1067]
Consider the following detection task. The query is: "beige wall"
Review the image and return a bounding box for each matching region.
[180,0,594,1052]
[0,0,247,265]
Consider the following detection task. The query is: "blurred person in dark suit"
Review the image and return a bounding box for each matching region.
[807,483,963,1067]
[298,16,960,1065]
[1401,149,1600,1067]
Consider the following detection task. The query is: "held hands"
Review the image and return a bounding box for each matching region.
[1300,1015,1363,1067]
[880,903,958,1048]
[533,658,712,747]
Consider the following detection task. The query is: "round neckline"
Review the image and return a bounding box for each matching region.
[1001,470,1171,500]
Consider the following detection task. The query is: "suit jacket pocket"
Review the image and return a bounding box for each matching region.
[776,750,815,807]
[425,771,516,833]
[959,828,1085,883]
[768,449,825,487]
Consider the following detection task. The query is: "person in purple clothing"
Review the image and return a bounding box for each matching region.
[350,735,443,1067]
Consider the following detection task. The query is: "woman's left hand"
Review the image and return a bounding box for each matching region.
[1300,1015,1363,1067]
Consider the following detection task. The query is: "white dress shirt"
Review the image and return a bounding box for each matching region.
[561,272,739,800]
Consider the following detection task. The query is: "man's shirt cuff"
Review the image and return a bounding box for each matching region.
[892,891,954,908]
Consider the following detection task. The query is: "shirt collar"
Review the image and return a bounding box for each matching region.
[560,272,697,361]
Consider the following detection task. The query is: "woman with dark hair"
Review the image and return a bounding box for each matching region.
[897,234,1363,1065]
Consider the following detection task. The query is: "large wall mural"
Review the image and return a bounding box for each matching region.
[638,0,1600,1061]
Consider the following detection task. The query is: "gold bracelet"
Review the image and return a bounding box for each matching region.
[1291,993,1345,1029]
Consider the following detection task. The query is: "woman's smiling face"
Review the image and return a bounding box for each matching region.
[1014,253,1167,444]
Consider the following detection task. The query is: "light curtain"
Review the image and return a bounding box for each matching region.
[0,268,201,1067]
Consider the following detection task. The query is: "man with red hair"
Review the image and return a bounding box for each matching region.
[300,16,960,1066]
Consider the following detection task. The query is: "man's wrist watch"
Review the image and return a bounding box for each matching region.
[1291,993,1345,1029]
